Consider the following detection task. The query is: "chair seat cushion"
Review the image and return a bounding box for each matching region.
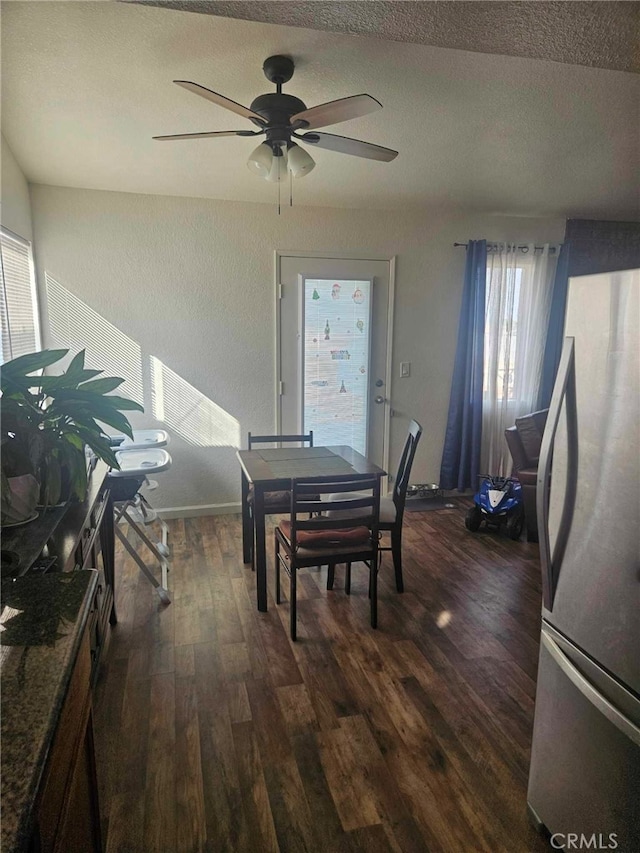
[324,492,397,524]
[278,519,370,548]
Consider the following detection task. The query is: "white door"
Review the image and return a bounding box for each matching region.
[277,254,394,470]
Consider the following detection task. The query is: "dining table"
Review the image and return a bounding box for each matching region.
[236,444,386,612]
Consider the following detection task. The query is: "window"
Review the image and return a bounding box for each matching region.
[483,265,523,403]
[0,227,41,362]
[481,243,558,476]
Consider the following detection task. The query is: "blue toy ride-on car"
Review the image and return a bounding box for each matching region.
[465,475,525,540]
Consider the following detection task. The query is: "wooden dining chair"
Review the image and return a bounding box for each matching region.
[325,419,422,593]
[379,419,423,592]
[275,475,381,640]
[246,431,314,567]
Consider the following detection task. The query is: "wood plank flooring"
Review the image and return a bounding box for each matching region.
[93,503,549,853]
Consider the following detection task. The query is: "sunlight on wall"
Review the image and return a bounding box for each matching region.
[45,275,240,448]
[150,357,240,448]
[45,273,144,404]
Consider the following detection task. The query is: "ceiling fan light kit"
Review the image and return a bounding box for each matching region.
[247,142,273,178]
[247,140,315,181]
[154,54,397,210]
[266,144,288,183]
[288,143,315,178]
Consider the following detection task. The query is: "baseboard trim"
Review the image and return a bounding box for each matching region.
[156,502,241,519]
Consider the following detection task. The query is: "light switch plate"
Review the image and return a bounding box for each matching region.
[400,362,411,378]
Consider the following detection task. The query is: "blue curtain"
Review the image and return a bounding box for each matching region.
[538,242,570,408]
[439,240,487,491]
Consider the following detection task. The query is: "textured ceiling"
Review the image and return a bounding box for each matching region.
[2,1,639,216]
[129,1,640,73]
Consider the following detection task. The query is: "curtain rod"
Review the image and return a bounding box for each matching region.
[454,242,560,254]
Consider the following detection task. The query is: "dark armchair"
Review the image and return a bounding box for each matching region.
[504,409,548,542]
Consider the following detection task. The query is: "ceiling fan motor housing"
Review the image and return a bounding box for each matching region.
[250,93,308,146]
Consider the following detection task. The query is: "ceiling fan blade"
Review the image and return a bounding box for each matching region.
[153,130,261,141]
[290,94,382,130]
[174,80,265,124]
[299,131,398,162]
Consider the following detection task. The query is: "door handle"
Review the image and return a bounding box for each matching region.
[374,395,385,404]
[542,630,640,746]
[537,336,578,611]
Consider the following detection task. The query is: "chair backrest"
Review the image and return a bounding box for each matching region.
[392,420,423,518]
[248,431,313,450]
[507,409,548,470]
[289,475,381,552]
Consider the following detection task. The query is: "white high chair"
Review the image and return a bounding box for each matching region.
[108,430,172,604]
[110,428,169,450]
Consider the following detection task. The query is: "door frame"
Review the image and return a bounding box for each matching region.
[274,250,396,483]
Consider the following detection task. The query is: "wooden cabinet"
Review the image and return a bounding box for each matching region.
[33,631,102,853]
[3,462,115,851]
[78,487,115,686]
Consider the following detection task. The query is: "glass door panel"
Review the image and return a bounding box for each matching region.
[302,278,372,455]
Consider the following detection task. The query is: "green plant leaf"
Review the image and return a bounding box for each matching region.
[49,400,134,438]
[46,390,141,415]
[50,412,111,447]
[59,397,136,433]
[42,452,62,507]
[37,370,103,392]
[44,399,119,429]
[62,443,88,501]
[99,395,144,412]
[66,349,86,376]
[0,349,69,388]
[1,397,41,434]
[74,415,109,438]
[91,409,135,438]
[62,432,84,451]
[73,428,120,469]
[77,376,125,394]
[1,376,41,399]
[1,386,44,415]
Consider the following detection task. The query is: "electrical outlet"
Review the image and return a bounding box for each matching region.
[400,362,411,378]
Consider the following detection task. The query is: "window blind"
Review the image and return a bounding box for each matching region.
[0,228,40,362]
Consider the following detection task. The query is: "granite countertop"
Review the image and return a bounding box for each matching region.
[1,570,98,853]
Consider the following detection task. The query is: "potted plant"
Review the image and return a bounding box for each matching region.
[1,348,144,521]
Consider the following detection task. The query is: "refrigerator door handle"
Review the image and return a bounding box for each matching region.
[542,630,640,746]
[537,337,578,611]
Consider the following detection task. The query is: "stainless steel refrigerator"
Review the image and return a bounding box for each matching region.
[527,269,640,849]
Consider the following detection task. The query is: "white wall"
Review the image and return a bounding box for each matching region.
[1,134,33,240]
[30,184,564,512]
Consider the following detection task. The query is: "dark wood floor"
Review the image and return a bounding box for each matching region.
[93,502,550,853]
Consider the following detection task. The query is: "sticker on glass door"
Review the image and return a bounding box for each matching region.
[302,278,372,454]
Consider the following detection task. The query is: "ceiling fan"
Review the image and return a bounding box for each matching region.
[153,55,398,184]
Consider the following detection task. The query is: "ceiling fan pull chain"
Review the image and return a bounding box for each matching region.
[289,167,293,207]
